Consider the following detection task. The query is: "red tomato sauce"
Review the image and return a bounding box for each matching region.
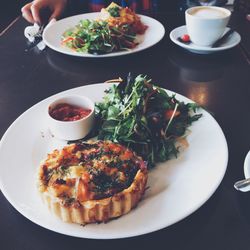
[49,103,92,121]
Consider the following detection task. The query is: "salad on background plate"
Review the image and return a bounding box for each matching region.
[61,3,148,54]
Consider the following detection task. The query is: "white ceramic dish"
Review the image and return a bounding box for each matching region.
[48,95,94,140]
[244,150,250,178]
[169,25,241,54]
[43,12,165,58]
[0,83,228,239]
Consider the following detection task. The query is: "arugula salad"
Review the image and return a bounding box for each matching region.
[61,3,147,54]
[94,74,202,168]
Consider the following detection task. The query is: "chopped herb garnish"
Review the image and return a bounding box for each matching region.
[63,197,75,207]
[54,165,70,178]
[108,6,120,17]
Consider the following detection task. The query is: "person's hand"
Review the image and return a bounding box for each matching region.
[21,0,68,24]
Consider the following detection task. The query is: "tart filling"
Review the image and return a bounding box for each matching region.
[38,141,148,224]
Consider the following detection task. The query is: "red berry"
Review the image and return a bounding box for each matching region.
[181,34,190,42]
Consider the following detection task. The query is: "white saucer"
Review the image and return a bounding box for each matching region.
[170,25,241,54]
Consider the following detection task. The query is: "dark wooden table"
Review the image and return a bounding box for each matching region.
[0,10,250,250]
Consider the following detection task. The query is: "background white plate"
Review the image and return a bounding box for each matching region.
[43,13,165,57]
[170,25,241,54]
[0,84,228,239]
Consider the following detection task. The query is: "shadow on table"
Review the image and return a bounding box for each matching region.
[167,47,238,107]
[44,39,170,85]
[236,191,250,227]
[168,47,235,84]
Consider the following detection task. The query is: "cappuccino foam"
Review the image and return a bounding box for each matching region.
[190,8,228,19]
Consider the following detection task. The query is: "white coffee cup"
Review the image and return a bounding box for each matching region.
[185,6,231,46]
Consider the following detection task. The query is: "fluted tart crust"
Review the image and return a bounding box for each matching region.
[38,140,148,224]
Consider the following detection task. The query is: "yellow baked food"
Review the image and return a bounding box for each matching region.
[38,140,148,224]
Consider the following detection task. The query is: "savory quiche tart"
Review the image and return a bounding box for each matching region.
[38,140,148,224]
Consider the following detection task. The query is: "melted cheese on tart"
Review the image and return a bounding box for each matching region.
[38,141,147,205]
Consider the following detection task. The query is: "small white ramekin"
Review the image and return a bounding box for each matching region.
[47,95,95,141]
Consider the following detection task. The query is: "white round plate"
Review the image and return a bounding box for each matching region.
[244,150,250,178]
[43,12,165,57]
[0,83,228,239]
[170,25,241,54]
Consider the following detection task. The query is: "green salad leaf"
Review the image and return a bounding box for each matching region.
[94,74,202,168]
[62,20,115,54]
[61,19,137,55]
